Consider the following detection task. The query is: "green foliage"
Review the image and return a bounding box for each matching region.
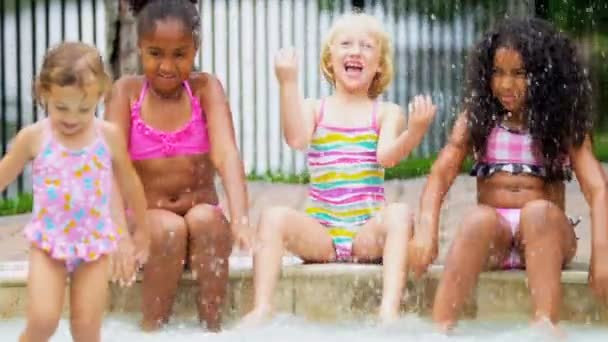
[0,193,33,216]
[247,170,311,184]
[539,0,608,34]
[593,131,608,161]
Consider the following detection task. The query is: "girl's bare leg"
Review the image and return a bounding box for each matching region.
[432,205,513,331]
[140,209,188,331]
[239,206,335,326]
[19,247,67,342]
[185,204,232,332]
[69,256,110,342]
[351,203,413,323]
[517,200,577,324]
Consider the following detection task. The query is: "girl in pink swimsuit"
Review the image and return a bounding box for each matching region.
[105,0,251,332]
[0,42,148,342]
[409,18,608,332]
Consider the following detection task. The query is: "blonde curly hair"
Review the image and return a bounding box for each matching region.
[320,13,393,99]
[34,41,110,106]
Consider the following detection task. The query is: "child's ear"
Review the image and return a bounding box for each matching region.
[136,40,144,55]
[37,88,49,108]
[374,70,381,81]
[39,99,48,112]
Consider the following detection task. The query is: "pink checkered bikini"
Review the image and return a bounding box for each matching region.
[470,123,577,269]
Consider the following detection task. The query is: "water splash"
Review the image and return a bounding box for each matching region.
[0,314,606,342]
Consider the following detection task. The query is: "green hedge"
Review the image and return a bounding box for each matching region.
[0,193,33,216]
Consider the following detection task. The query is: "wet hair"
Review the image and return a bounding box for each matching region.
[34,41,111,106]
[128,0,200,44]
[464,17,593,180]
[320,12,394,99]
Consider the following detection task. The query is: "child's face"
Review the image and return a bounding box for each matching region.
[329,27,382,95]
[491,47,527,115]
[45,83,100,136]
[139,18,197,95]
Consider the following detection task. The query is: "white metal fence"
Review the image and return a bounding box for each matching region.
[1,0,533,197]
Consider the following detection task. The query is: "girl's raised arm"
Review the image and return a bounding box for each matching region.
[376,96,436,167]
[275,48,317,150]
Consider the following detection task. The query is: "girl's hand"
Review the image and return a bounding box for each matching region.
[231,221,254,253]
[407,95,437,137]
[109,232,137,287]
[132,228,151,267]
[589,247,608,304]
[408,215,439,279]
[274,48,298,84]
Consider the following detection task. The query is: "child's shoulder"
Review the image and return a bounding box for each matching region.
[8,121,45,157]
[17,121,46,141]
[187,72,225,98]
[112,75,146,99]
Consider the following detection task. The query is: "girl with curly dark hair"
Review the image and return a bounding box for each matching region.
[408,17,608,331]
[105,0,251,332]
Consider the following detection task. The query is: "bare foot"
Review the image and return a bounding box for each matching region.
[140,318,167,332]
[235,307,274,329]
[531,317,566,341]
[433,320,455,335]
[378,308,400,326]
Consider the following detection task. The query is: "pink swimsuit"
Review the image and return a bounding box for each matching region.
[471,123,576,269]
[24,119,120,272]
[128,81,210,160]
[126,81,222,216]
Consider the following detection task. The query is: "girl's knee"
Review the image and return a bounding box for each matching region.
[185,204,229,239]
[148,210,188,254]
[520,200,563,238]
[521,200,558,222]
[457,206,499,242]
[258,206,291,234]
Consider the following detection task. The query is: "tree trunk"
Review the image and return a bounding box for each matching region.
[104,0,139,79]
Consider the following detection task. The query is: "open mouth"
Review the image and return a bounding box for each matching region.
[500,95,517,105]
[61,122,79,131]
[158,74,176,79]
[344,61,364,76]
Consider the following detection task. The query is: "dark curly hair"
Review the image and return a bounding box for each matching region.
[464,17,593,180]
[128,0,200,43]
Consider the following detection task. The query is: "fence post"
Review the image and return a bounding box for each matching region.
[104,0,119,78]
[105,0,139,79]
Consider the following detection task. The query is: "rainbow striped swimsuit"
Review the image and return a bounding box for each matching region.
[305,100,385,261]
